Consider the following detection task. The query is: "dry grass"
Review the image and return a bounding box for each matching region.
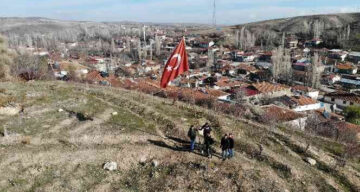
[0,81,358,192]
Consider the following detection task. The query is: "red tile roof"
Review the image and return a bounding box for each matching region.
[325,92,360,103]
[336,63,355,70]
[291,96,317,106]
[262,105,306,122]
[85,70,105,82]
[251,82,290,94]
[292,85,315,92]
[237,63,257,72]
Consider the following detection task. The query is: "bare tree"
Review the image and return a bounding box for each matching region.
[155,35,161,56]
[126,37,131,53]
[0,35,14,80]
[313,20,324,39]
[347,25,351,40]
[12,53,49,80]
[137,39,142,62]
[271,47,292,83]
[309,53,322,89]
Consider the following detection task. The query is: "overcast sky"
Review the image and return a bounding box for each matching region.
[1,0,360,25]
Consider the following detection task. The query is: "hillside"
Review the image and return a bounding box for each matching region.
[213,13,360,50]
[0,81,359,191]
[231,13,360,32]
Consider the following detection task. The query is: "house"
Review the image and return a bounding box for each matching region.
[288,39,299,49]
[328,49,347,61]
[249,70,272,82]
[262,105,307,131]
[271,95,322,112]
[322,74,341,85]
[335,63,358,74]
[216,78,248,91]
[235,63,257,75]
[339,75,360,89]
[347,52,360,64]
[291,85,319,100]
[255,61,272,70]
[291,95,322,112]
[323,92,360,108]
[315,109,345,121]
[204,89,231,102]
[313,110,360,141]
[246,82,291,99]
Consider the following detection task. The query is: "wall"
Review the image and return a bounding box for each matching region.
[294,103,322,112]
[324,96,360,108]
[284,117,307,131]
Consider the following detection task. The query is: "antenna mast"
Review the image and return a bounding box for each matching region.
[212,0,216,27]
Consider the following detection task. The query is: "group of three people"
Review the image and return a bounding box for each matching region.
[187,123,234,159]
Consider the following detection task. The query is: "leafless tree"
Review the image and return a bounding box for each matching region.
[271,47,292,83]
[308,53,322,89]
[0,35,14,80]
[137,39,142,62]
[155,35,161,56]
[313,20,324,39]
[12,53,49,80]
[126,37,131,53]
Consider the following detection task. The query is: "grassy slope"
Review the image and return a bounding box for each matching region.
[0,81,359,192]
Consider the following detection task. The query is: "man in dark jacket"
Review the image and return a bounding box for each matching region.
[199,122,212,136]
[220,134,229,160]
[187,125,197,152]
[227,133,234,159]
[204,133,214,158]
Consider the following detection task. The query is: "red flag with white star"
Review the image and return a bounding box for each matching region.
[160,38,189,88]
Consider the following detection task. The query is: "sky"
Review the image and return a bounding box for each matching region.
[1,0,360,25]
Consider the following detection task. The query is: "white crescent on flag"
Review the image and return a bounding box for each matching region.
[171,54,182,70]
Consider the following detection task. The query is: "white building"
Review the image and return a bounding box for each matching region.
[323,92,360,108]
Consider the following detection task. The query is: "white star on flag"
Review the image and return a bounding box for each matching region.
[167,66,173,71]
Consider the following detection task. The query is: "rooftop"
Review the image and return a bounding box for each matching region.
[251,82,289,94]
[262,105,306,122]
[325,92,360,103]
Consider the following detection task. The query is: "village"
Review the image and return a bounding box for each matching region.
[8,23,360,145]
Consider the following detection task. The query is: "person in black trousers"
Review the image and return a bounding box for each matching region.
[220,134,229,160]
[204,132,214,158]
[187,125,197,152]
[227,133,234,159]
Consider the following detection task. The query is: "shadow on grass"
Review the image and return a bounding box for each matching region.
[148,136,221,159]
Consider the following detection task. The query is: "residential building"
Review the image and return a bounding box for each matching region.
[323,92,360,108]
[291,85,319,100]
[262,105,307,131]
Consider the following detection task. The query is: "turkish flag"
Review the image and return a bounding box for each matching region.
[160,38,189,88]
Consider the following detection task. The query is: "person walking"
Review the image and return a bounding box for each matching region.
[227,133,234,159]
[187,125,197,152]
[220,134,229,160]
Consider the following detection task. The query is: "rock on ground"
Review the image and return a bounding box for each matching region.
[305,157,317,166]
[0,106,21,116]
[152,160,159,167]
[103,162,117,171]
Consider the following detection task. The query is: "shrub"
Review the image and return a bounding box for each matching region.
[195,97,215,109]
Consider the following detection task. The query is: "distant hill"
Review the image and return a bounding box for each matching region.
[224,13,360,50]
[0,17,210,47]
